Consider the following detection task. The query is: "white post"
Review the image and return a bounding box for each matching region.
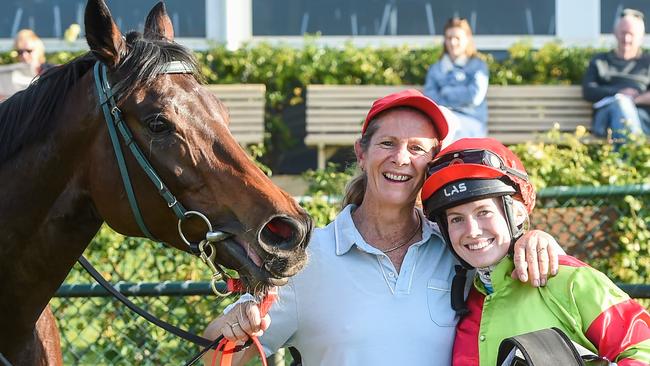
[556,0,600,46]
[206,0,252,50]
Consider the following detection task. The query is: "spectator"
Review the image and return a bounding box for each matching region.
[422,137,650,365]
[13,29,52,76]
[202,90,562,366]
[423,17,489,141]
[582,8,650,144]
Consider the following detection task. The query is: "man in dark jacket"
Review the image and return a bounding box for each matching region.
[582,8,650,144]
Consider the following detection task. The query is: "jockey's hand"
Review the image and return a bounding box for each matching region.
[511,230,564,287]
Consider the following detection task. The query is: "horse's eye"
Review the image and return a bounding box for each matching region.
[147,118,172,134]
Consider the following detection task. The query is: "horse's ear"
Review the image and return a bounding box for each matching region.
[144,2,175,40]
[85,0,125,68]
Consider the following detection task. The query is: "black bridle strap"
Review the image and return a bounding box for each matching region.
[77,255,215,348]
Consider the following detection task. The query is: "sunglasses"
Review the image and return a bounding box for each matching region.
[428,149,529,181]
[16,49,34,55]
[621,8,644,20]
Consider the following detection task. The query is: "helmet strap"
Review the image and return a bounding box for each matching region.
[502,195,525,254]
[435,214,472,318]
[451,265,470,317]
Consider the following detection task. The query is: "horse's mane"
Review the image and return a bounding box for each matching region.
[0,31,200,165]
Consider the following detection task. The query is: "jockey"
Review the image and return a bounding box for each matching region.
[421,137,650,366]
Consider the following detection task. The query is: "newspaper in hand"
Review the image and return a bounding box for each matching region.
[592,93,630,109]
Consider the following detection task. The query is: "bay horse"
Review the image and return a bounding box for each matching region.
[0,1,312,365]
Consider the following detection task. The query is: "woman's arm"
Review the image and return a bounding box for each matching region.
[423,63,448,105]
[439,60,489,106]
[511,230,565,287]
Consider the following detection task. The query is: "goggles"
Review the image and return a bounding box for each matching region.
[428,149,529,181]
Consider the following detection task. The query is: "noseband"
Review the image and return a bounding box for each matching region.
[93,61,232,296]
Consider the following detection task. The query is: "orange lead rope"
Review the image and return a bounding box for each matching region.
[213,279,278,366]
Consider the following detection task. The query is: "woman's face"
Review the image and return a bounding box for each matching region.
[444,27,469,60]
[446,197,511,268]
[14,38,43,69]
[357,109,437,208]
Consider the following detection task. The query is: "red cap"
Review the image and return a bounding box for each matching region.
[363,89,449,141]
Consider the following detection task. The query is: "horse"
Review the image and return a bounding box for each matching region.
[0,1,312,364]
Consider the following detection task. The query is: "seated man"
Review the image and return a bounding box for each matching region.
[582,8,650,143]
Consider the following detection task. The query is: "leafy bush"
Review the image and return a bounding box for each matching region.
[300,163,356,227]
[511,130,649,283]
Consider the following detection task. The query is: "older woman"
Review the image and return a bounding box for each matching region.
[424,17,489,141]
[203,90,560,366]
[13,29,52,76]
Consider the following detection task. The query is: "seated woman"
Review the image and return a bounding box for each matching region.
[13,29,53,76]
[421,137,650,366]
[423,17,488,141]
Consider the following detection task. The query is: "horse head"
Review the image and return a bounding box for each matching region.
[84,0,312,294]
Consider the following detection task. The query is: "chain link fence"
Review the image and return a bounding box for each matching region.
[51,184,649,365]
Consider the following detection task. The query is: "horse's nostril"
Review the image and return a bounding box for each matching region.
[261,216,301,250]
[266,218,293,241]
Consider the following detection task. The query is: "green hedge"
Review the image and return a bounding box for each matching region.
[1,41,601,168]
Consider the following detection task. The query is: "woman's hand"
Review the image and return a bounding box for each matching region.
[511,230,565,287]
[202,301,270,366]
[203,301,271,343]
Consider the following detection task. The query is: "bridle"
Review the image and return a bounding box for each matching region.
[79,60,269,364]
[92,60,233,296]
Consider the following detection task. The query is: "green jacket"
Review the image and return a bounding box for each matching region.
[453,255,650,366]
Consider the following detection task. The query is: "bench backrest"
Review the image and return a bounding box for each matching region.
[204,84,266,145]
[487,85,592,144]
[305,84,592,146]
[305,85,415,146]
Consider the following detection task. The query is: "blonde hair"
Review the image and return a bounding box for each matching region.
[441,17,478,59]
[14,29,46,64]
[341,107,441,208]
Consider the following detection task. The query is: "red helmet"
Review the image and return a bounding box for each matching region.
[421,137,535,216]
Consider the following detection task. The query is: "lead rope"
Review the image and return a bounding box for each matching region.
[183,280,276,366]
[214,286,277,366]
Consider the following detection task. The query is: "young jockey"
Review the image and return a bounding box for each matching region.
[421,137,650,366]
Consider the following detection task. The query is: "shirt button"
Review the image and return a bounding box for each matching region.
[479,335,486,342]
[388,272,395,278]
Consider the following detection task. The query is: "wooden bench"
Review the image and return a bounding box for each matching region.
[306,85,413,169]
[305,84,592,169]
[487,85,592,144]
[204,84,266,145]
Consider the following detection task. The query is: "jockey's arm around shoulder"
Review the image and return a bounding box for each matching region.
[202,301,269,366]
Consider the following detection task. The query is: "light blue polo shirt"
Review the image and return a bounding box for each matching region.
[255,205,459,365]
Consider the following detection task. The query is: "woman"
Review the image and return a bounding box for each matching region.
[13,29,52,76]
[203,90,561,366]
[423,17,488,140]
[421,137,650,365]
